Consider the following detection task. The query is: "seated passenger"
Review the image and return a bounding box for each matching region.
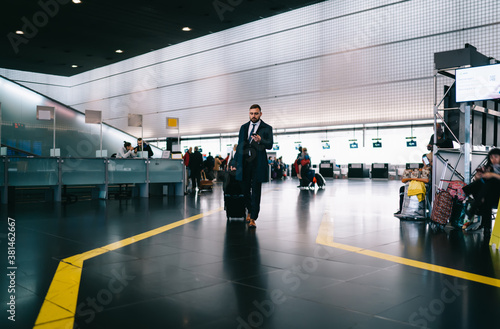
[117,141,136,158]
[463,148,500,235]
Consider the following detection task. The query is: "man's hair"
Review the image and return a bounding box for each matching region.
[123,141,131,147]
[249,104,261,111]
[194,146,199,151]
[137,138,143,141]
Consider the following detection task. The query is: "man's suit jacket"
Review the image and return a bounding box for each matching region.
[235,120,273,182]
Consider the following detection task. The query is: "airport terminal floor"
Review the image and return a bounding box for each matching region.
[2,178,500,329]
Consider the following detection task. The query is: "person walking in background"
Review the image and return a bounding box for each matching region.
[183,147,192,169]
[213,155,222,181]
[183,147,192,191]
[235,104,273,228]
[228,144,238,170]
[188,146,203,192]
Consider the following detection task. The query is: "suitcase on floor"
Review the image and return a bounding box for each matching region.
[315,173,326,189]
[225,195,246,219]
[223,171,246,220]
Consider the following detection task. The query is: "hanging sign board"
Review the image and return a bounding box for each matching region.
[321,140,330,149]
[406,137,417,147]
[36,106,54,120]
[294,141,302,150]
[273,142,280,151]
[372,138,382,148]
[349,139,358,149]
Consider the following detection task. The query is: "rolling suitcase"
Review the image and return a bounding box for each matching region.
[430,189,453,228]
[223,171,246,220]
[430,160,453,230]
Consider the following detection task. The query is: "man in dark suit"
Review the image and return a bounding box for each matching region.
[188,146,203,192]
[235,104,273,228]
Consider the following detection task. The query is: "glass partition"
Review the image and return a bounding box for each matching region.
[7,157,59,186]
[0,157,5,186]
[61,158,106,185]
[149,159,184,183]
[108,159,147,184]
[0,76,162,158]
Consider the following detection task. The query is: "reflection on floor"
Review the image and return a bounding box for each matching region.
[1,178,499,329]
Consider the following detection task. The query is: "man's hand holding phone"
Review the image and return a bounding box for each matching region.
[251,133,261,143]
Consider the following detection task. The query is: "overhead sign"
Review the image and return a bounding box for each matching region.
[128,114,143,127]
[85,110,102,124]
[36,106,54,120]
[321,140,330,149]
[406,137,417,147]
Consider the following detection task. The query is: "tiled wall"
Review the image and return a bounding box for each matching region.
[2,0,499,139]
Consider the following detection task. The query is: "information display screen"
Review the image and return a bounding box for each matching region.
[456,63,500,102]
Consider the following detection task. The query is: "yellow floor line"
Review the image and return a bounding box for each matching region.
[316,213,500,288]
[34,207,223,328]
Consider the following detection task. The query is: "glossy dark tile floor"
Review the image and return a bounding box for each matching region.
[1,179,500,329]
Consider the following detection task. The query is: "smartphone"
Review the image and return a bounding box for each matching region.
[422,155,430,166]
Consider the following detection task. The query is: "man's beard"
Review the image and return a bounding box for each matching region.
[250,118,259,122]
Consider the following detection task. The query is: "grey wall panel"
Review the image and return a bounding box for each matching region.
[1,0,499,139]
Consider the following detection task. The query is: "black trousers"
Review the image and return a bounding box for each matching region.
[463,178,500,229]
[191,169,201,190]
[242,159,263,220]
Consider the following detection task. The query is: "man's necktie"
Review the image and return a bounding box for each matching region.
[248,124,256,143]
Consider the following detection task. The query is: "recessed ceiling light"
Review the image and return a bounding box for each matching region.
[16,30,24,35]
[115,49,123,53]
[72,0,82,4]
[182,27,192,31]
[71,65,78,68]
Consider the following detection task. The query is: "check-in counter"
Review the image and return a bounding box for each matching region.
[371,163,389,179]
[1,156,184,203]
[319,161,334,177]
[348,163,369,178]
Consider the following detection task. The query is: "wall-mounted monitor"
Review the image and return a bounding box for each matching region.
[456,63,500,102]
